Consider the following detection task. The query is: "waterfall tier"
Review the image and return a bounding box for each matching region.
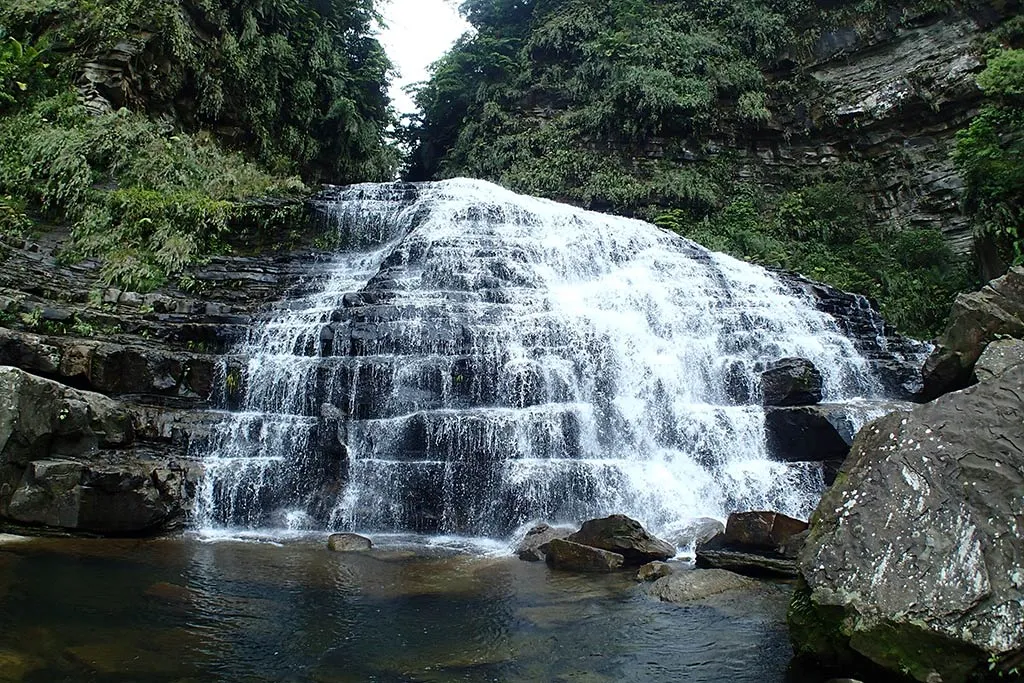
[194,179,924,538]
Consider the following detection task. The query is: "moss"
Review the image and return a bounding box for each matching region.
[849,621,986,683]
[787,577,857,662]
[789,576,990,683]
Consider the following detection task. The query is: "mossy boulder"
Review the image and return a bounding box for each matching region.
[790,365,1024,682]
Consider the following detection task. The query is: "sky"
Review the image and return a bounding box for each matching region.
[379,0,471,117]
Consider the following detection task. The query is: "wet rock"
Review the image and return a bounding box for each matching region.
[515,523,572,562]
[695,512,808,578]
[791,365,1024,683]
[646,568,761,603]
[666,517,725,549]
[327,533,373,552]
[568,515,675,566]
[722,511,808,550]
[0,367,196,535]
[922,266,1024,399]
[973,337,1024,382]
[544,538,624,573]
[760,358,823,406]
[635,561,673,582]
[764,405,851,477]
[694,546,799,577]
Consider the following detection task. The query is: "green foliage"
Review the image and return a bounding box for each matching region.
[0,1,399,291]
[658,180,974,339]
[954,49,1024,265]
[0,92,307,290]
[0,35,48,110]
[0,0,397,182]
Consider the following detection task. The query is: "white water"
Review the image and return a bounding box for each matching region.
[195,178,894,539]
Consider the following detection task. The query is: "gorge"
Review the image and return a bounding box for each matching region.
[1,0,1023,681]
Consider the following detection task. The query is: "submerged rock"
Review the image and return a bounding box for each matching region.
[327,533,373,552]
[646,568,761,603]
[635,561,673,582]
[568,515,674,566]
[760,358,823,407]
[515,523,573,562]
[544,539,624,573]
[790,365,1024,683]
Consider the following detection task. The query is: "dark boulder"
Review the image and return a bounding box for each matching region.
[722,511,808,550]
[0,367,195,535]
[695,511,809,578]
[760,358,823,406]
[544,538,624,573]
[568,515,675,565]
[515,523,573,562]
[764,406,851,473]
[922,266,1024,399]
[327,533,373,552]
[791,365,1024,683]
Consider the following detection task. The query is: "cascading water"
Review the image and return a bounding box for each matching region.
[194,178,912,539]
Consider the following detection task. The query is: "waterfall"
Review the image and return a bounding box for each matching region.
[194,178,905,538]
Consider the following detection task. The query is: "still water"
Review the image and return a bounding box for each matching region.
[0,535,803,683]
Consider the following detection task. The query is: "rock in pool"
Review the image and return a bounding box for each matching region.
[515,523,573,562]
[568,515,675,565]
[327,533,373,552]
[544,539,624,573]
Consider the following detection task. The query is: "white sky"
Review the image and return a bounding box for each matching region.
[379,0,471,117]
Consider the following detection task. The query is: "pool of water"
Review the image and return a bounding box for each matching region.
[0,534,814,682]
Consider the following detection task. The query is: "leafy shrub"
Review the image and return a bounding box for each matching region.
[0,0,397,182]
[0,92,306,289]
[954,49,1024,265]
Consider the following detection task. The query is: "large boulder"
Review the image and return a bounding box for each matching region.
[568,515,675,565]
[515,523,573,561]
[544,538,624,573]
[760,358,823,406]
[0,367,195,534]
[922,266,1024,399]
[790,365,1024,683]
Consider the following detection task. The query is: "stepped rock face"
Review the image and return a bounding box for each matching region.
[0,220,329,535]
[0,181,927,536]
[728,4,1016,256]
[790,365,1024,683]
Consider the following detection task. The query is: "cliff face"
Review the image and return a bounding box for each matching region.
[728,7,1004,256]
[0,222,329,535]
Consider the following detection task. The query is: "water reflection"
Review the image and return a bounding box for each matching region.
[0,537,803,682]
